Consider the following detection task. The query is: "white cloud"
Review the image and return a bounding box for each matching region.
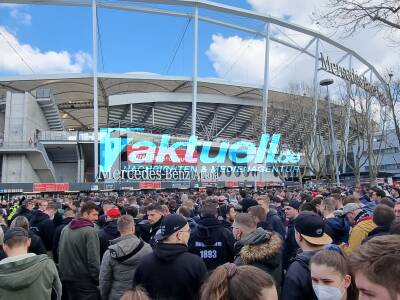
[0,26,92,74]
[10,8,32,26]
[206,0,398,90]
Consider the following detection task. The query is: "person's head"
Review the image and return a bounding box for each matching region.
[10,216,30,230]
[300,202,318,213]
[381,198,395,208]
[116,197,125,208]
[2,228,31,257]
[371,189,386,203]
[63,207,76,218]
[349,235,400,300]
[311,250,358,300]
[321,197,336,217]
[394,202,400,220]
[284,200,301,220]
[256,195,270,212]
[232,213,257,241]
[81,201,100,223]
[177,206,191,218]
[201,199,219,218]
[294,212,332,251]
[39,199,48,212]
[126,206,138,219]
[146,203,163,225]
[45,202,58,220]
[201,263,278,300]
[248,205,267,224]
[117,215,135,236]
[155,214,190,246]
[330,193,344,209]
[120,287,150,300]
[218,204,236,223]
[106,207,122,221]
[343,203,362,226]
[390,188,400,199]
[373,204,395,228]
[102,200,114,214]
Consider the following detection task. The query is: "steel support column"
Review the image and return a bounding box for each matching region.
[262,23,270,134]
[191,6,198,136]
[342,55,352,173]
[311,38,320,165]
[92,0,99,182]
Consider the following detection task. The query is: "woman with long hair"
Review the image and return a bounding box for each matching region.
[310,250,358,300]
[201,263,278,300]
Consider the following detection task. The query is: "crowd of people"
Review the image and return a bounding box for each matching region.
[0,185,399,300]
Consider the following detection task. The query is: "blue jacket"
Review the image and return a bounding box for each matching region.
[325,217,350,245]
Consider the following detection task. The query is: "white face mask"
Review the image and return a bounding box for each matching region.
[313,284,343,300]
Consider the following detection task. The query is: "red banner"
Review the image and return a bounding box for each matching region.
[139,182,161,189]
[256,181,266,187]
[33,183,69,192]
[225,181,239,188]
[127,146,197,165]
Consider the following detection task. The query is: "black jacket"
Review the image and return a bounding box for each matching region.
[29,210,55,251]
[282,251,318,300]
[282,218,299,271]
[12,206,33,222]
[148,217,163,248]
[52,216,74,263]
[133,243,207,300]
[188,216,235,271]
[264,210,286,239]
[240,196,258,212]
[362,225,391,244]
[28,230,47,255]
[98,219,120,260]
[234,228,283,293]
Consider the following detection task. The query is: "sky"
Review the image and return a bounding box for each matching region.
[0,0,398,92]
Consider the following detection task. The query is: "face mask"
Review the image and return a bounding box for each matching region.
[313,284,343,300]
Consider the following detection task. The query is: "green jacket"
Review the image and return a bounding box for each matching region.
[58,217,100,284]
[0,254,61,300]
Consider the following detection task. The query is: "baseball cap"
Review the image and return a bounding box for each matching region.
[106,207,121,219]
[294,212,332,245]
[4,227,29,244]
[343,203,360,215]
[155,214,188,241]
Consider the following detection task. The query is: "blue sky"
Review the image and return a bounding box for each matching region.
[0,1,257,78]
[0,0,396,90]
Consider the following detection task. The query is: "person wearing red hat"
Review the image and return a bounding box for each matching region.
[98,207,121,261]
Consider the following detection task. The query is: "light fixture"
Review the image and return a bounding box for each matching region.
[62,113,69,119]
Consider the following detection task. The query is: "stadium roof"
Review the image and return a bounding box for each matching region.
[0,73,352,150]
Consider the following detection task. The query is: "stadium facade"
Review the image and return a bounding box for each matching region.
[0,0,391,192]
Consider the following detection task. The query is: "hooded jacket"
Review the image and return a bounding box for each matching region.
[133,243,207,300]
[58,217,100,284]
[282,250,319,300]
[234,228,283,290]
[325,216,350,245]
[188,216,235,270]
[263,210,286,239]
[28,230,47,255]
[0,254,61,300]
[98,219,120,260]
[343,212,376,254]
[282,217,299,270]
[30,210,55,251]
[52,216,74,263]
[99,234,152,300]
[362,225,391,244]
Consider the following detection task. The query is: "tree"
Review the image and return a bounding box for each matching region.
[315,0,400,40]
[386,72,400,146]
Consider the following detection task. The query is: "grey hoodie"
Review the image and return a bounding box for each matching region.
[99,234,152,300]
[0,254,61,300]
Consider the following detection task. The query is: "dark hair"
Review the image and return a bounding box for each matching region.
[126,206,138,218]
[178,206,191,218]
[200,264,275,300]
[375,190,386,198]
[81,201,100,215]
[201,199,218,217]
[218,204,234,220]
[146,203,163,213]
[310,250,358,300]
[4,235,29,248]
[299,202,317,213]
[248,205,266,222]
[390,219,400,234]
[310,198,322,207]
[349,235,400,298]
[380,198,395,208]
[373,204,395,227]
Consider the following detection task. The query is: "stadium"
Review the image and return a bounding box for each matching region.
[0,0,387,193]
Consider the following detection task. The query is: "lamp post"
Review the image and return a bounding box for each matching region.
[320,79,340,186]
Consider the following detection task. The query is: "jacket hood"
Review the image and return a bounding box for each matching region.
[30,210,49,226]
[61,216,74,226]
[196,217,222,245]
[296,250,318,267]
[0,255,50,290]
[236,228,282,266]
[108,234,143,264]
[69,217,94,230]
[367,225,390,237]
[153,243,188,262]
[267,210,278,218]
[326,217,348,233]
[104,219,119,236]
